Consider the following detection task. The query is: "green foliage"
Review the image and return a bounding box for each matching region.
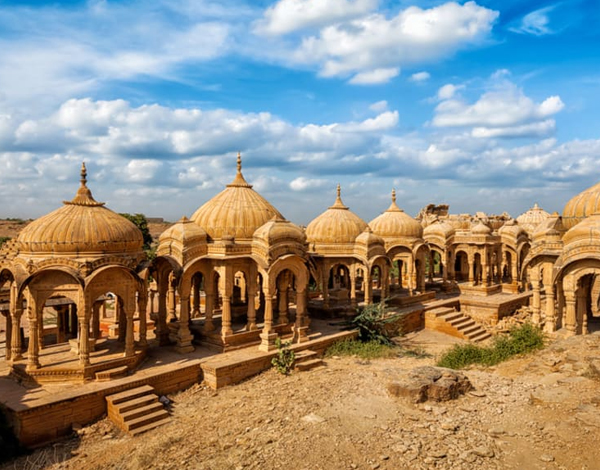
[325,339,398,359]
[271,338,295,375]
[351,301,395,345]
[437,323,545,369]
[119,213,153,251]
[0,236,10,248]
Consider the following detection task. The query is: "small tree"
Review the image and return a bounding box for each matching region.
[120,213,153,251]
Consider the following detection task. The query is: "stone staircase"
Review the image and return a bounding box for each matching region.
[429,307,492,343]
[106,385,171,436]
[95,365,128,382]
[294,349,324,372]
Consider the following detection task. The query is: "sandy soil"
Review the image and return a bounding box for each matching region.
[3,330,600,470]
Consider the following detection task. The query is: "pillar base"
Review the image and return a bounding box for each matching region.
[544,320,556,334]
[294,326,310,344]
[258,332,279,352]
[203,319,215,333]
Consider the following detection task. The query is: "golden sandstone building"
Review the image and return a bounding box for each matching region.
[1,154,600,444]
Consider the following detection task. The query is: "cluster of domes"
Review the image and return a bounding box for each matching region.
[369,190,423,240]
[517,203,550,234]
[562,181,600,229]
[15,163,143,257]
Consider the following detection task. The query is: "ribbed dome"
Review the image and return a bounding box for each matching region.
[253,216,306,244]
[355,227,384,246]
[369,190,423,239]
[423,220,455,238]
[158,216,207,247]
[191,154,283,241]
[562,212,600,248]
[563,181,600,229]
[471,220,492,235]
[517,203,550,234]
[16,164,143,255]
[305,185,367,244]
[498,219,525,238]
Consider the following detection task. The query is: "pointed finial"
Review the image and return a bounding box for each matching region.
[391,188,396,204]
[337,183,341,199]
[534,202,539,209]
[329,183,348,209]
[80,162,87,186]
[237,152,242,173]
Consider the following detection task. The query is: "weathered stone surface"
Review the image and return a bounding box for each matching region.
[388,366,473,403]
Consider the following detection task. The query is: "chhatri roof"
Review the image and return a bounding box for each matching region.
[305,185,368,245]
[16,163,144,256]
[516,203,550,234]
[562,180,600,229]
[191,153,284,241]
[369,189,423,239]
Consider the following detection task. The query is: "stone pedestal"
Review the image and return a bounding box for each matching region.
[294,326,310,343]
[258,332,278,352]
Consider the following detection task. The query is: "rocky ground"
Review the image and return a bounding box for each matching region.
[3,330,600,470]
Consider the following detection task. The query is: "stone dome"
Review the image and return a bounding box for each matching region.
[191,154,284,241]
[16,164,143,256]
[562,181,600,229]
[369,190,423,239]
[471,220,492,235]
[355,227,385,246]
[157,216,208,265]
[561,212,600,248]
[305,185,367,244]
[498,219,525,238]
[423,220,456,238]
[517,203,550,234]
[253,216,306,245]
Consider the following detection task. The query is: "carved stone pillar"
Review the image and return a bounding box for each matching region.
[157,287,170,346]
[192,279,201,318]
[125,310,135,357]
[531,268,541,325]
[364,272,373,304]
[167,274,177,322]
[176,296,195,353]
[277,275,289,325]
[246,286,257,331]
[544,283,556,333]
[350,268,357,308]
[221,295,233,337]
[468,260,474,286]
[138,294,148,347]
[3,312,11,361]
[564,291,577,336]
[203,293,215,332]
[10,305,23,361]
[577,289,588,335]
[259,293,278,351]
[79,316,91,366]
[26,299,40,370]
[294,289,309,343]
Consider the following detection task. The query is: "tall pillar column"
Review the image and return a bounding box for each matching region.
[221,295,233,337]
[92,302,101,339]
[124,310,135,357]
[55,306,65,343]
[176,296,194,353]
[259,293,278,351]
[468,261,474,286]
[138,294,148,347]
[544,283,556,333]
[117,299,126,342]
[564,291,577,336]
[364,272,373,304]
[322,267,330,308]
[203,293,215,332]
[277,276,289,325]
[26,303,41,371]
[3,312,11,361]
[531,268,541,325]
[167,274,177,322]
[10,306,23,361]
[246,287,257,330]
[157,288,170,346]
[79,316,91,366]
[192,279,201,318]
[350,268,357,307]
[294,289,309,343]
[578,289,588,335]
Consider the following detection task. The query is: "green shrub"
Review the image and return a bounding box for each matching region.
[271,338,295,375]
[351,301,396,345]
[437,323,545,369]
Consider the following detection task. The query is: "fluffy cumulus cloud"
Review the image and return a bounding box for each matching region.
[432,74,564,138]
[293,2,498,82]
[410,71,431,83]
[255,0,377,35]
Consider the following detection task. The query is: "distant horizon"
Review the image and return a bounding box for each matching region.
[0,0,598,224]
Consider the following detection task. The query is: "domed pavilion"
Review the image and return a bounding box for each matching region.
[154,154,310,352]
[0,163,148,382]
[305,185,387,308]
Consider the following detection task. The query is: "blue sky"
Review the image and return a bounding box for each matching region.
[0,0,599,225]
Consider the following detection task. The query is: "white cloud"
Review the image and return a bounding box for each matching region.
[510,6,556,36]
[294,2,498,78]
[290,176,328,191]
[410,71,430,82]
[349,67,399,85]
[437,83,464,100]
[255,0,377,35]
[369,100,388,113]
[432,75,564,138]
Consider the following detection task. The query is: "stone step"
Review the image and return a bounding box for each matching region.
[125,409,170,432]
[121,402,165,424]
[468,331,492,343]
[461,324,482,336]
[294,350,318,362]
[95,366,129,382]
[432,307,456,317]
[295,358,324,372]
[441,312,463,322]
[112,394,157,416]
[106,385,155,406]
[450,317,474,328]
[130,417,172,437]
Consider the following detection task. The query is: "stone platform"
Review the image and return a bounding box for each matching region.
[0,320,356,448]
